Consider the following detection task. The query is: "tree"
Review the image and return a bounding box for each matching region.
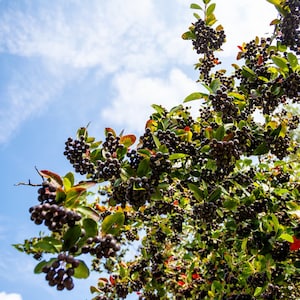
[14,0,300,299]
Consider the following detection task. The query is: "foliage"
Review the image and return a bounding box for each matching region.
[14,0,300,299]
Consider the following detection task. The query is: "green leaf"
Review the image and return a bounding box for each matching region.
[206,3,216,15]
[287,52,298,69]
[62,225,82,251]
[102,212,125,235]
[63,177,72,191]
[190,3,203,9]
[183,92,209,102]
[34,258,56,274]
[206,13,217,26]
[77,206,100,222]
[104,127,116,137]
[272,56,288,71]
[187,183,203,201]
[254,287,263,297]
[137,158,151,177]
[152,135,161,148]
[215,125,225,141]
[35,241,58,253]
[253,142,269,155]
[151,104,166,115]
[65,187,86,208]
[83,218,98,237]
[227,92,245,100]
[279,233,294,243]
[209,79,220,93]
[203,0,211,4]
[169,153,188,160]
[181,31,196,40]
[208,187,221,202]
[202,83,213,93]
[64,172,75,187]
[241,66,256,78]
[74,260,90,279]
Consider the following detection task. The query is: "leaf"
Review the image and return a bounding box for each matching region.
[208,187,221,202]
[151,104,166,115]
[190,3,202,9]
[77,206,100,222]
[64,172,75,187]
[270,18,280,25]
[287,52,298,69]
[279,233,294,243]
[102,212,125,235]
[152,135,161,148]
[169,153,188,160]
[65,187,86,208]
[62,225,82,251]
[74,260,90,279]
[39,170,63,187]
[202,83,213,94]
[216,24,224,31]
[120,135,136,148]
[105,127,116,137]
[253,142,269,155]
[63,177,72,191]
[137,158,151,177]
[272,56,288,71]
[209,79,220,93]
[227,92,245,100]
[215,126,225,141]
[83,218,98,237]
[35,241,58,253]
[34,258,56,274]
[145,119,158,132]
[183,92,209,102]
[181,31,196,40]
[187,183,203,201]
[241,66,256,78]
[206,3,216,15]
[254,287,263,297]
[74,181,96,189]
[266,0,281,5]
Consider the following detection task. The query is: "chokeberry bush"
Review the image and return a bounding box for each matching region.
[14,0,300,299]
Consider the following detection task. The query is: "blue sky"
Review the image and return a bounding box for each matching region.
[0,1,276,299]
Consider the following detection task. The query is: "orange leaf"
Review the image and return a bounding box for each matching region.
[178,280,185,286]
[258,55,263,66]
[109,275,116,286]
[119,134,136,148]
[105,127,116,137]
[192,273,201,280]
[39,170,63,187]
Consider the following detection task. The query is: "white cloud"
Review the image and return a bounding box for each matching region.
[101,68,198,132]
[0,292,22,300]
[0,0,279,144]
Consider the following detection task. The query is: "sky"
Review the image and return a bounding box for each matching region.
[0,1,277,300]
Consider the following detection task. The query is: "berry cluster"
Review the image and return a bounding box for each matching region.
[247,272,267,287]
[271,241,290,261]
[150,152,171,183]
[127,149,143,170]
[82,234,120,259]
[103,132,124,154]
[209,139,240,172]
[95,156,121,180]
[42,253,79,290]
[29,203,81,231]
[138,128,156,150]
[279,0,300,54]
[209,90,238,122]
[192,19,226,54]
[156,129,180,154]
[37,181,57,204]
[64,136,94,175]
[267,135,290,160]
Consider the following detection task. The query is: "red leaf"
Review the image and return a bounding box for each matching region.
[39,170,63,187]
[105,128,116,137]
[192,273,201,280]
[258,55,263,66]
[290,236,300,251]
[184,126,190,132]
[109,275,116,286]
[237,45,243,51]
[177,280,185,286]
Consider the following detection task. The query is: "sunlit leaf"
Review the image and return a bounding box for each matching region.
[279,233,294,243]
[77,206,100,222]
[190,3,202,9]
[181,31,196,40]
[74,260,90,279]
[102,212,125,235]
[206,3,216,16]
[65,187,86,208]
[183,92,209,102]
[287,52,298,69]
[272,56,288,71]
[105,128,116,137]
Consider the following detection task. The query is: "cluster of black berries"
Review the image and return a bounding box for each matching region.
[150,152,171,183]
[197,53,220,84]
[125,177,153,209]
[42,253,79,290]
[282,72,300,101]
[82,234,120,259]
[156,129,180,154]
[209,139,240,172]
[192,19,226,54]
[103,132,124,154]
[64,136,94,175]
[138,128,156,150]
[261,284,280,299]
[209,91,238,122]
[278,0,300,54]
[193,201,218,223]
[115,282,129,298]
[37,181,57,204]
[94,156,121,180]
[267,135,290,160]
[271,241,290,261]
[127,149,143,170]
[29,203,81,231]
[170,212,184,233]
[224,294,253,300]
[234,205,256,223]
[247,272,267,287]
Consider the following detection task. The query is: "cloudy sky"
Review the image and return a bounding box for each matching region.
[0,1,276,299]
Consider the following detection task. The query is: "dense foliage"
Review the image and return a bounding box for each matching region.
[15,0,300,299]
